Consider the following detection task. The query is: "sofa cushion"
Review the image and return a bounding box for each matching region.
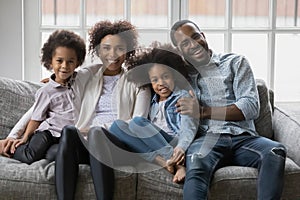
[273,106,300,166]
[136,162,183,200]
[254,79,273,139]
[209,157,300,200]
[0,156,137,200]
[0,77,42,138]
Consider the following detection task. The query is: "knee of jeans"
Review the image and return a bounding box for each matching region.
[270,146,286,159]
[186,152,212,172]
[110,120,126,131]
[131,116,147,126]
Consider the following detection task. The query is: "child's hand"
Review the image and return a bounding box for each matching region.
[167,147,185,166]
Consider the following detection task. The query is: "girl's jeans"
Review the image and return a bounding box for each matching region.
[183,133,286,200]
[109,116,176,162]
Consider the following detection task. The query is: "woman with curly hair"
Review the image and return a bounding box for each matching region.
[55,20,151,200]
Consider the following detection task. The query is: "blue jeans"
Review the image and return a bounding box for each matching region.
[109,116,176,162]
[184,133,286,200]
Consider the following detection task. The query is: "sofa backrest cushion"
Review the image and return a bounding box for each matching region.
[254,79,273,139]
[0,77,273,139]
[0,77,42,139]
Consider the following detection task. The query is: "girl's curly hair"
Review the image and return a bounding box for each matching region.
[88,20,138,61]
[41,30,86,70]
[126,42,190,88]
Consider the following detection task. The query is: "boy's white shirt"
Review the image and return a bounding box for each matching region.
[7,64,151,139]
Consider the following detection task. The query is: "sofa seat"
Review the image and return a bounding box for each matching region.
[0,156,137,200]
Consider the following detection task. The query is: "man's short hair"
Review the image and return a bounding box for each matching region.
[170,19,201,46]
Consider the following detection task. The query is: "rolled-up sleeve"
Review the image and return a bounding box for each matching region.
[132,86,151,118]
[233,56,260,120]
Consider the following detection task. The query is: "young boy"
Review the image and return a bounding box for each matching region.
[109,44,199,183]
[0,30,99,164]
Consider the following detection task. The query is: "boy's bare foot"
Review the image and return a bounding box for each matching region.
[173,165,185,183]
[154,156,175,174]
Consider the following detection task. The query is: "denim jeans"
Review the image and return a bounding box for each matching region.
[109,116,176,162]
[183,133,286,200]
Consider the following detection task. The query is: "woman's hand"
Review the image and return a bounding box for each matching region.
[40,77,49,83]
[0,138,15,157]
[10,136,29,154]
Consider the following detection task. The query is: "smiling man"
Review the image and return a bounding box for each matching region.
[169,19,287,200]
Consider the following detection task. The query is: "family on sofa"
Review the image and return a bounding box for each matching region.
[0,19,287,200]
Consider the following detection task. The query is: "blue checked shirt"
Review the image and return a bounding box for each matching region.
[187,52,260,136]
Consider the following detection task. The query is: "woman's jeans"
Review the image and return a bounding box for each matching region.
[109,116,176,162]
[183,133,286,200]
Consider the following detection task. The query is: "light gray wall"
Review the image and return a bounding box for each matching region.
[0,0,23,80]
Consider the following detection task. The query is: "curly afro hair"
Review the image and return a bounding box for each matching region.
[88,20,138,61]
[126,42,190,88]
[41,30,86,70]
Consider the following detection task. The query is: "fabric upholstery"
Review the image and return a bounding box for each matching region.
[209,157,300,199]
[0,156,137,200]
[0,77,42,138]
[136,162,183,200]
[254,79,273,139]
[0,76,300,200]
[273,107,300,166]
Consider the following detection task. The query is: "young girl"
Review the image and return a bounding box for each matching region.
[109,44,199,183]
[8,30,99,164]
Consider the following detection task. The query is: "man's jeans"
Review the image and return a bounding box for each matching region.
[183,133,286,200]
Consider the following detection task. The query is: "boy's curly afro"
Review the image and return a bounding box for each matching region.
[41,30,86,70]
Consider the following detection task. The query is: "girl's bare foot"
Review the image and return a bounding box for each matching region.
[154,156,175,174]
[173,165,185,183]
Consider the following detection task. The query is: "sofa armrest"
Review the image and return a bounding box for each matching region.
[0,77,42,139]
[273,106,300,166]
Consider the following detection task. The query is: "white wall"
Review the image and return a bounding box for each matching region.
[0,0,23,80]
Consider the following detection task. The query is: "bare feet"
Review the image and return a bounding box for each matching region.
[154,156,175,174]
[173,165,185,183]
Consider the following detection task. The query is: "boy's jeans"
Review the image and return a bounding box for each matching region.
[183,133,286,200]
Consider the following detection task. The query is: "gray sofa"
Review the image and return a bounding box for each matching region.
[0,76,300,200]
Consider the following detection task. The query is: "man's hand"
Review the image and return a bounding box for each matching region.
[0,138,15,157]
[166,147,185,166]
[176,90,200,118]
